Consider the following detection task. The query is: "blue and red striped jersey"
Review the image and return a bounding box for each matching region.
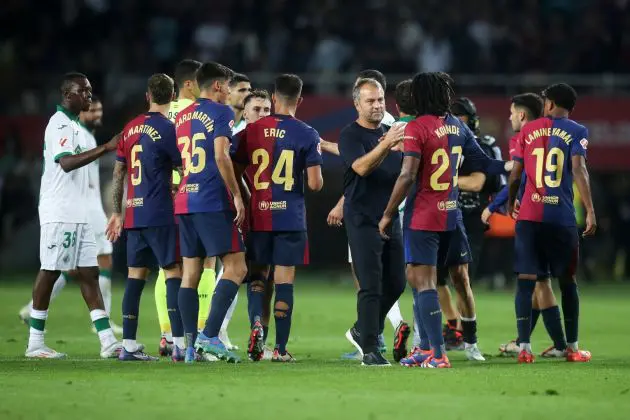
[403,114,506,232]
[233,114,323,231]
[116,112,181,228]
[512,117,588,226]
[174,98,235,214]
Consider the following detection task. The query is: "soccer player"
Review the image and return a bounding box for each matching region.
[19,97,123,335]
[107,74,185,361]
[175,62,247,363]
[378,72,511,368]
[507,83,595,363]
[210,72,253,351]
[156,59,218,357]
[27,72,121,359]
[233,74,323,362]
[494,94,568,358]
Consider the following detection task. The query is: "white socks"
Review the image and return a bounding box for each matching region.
[98,275,112,316]
[173,337,185,350]
[90,309,116,347]
[386,300,403,329]
[28,309,48,350]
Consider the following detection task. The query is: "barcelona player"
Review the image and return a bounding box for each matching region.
[106,74,184,361]
[378,72,511,368]
[233,74,323,362]
[175,62,247,363]
[155,59,214,357]
[507,83,595,363]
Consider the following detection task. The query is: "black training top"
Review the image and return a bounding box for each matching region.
[339,121,403,225]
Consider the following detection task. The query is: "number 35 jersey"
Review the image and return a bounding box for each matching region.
[116,112,181,228]
[513,117,588,227]
[233,114,323,232]
[174,98,235,215]
[403,114,506,232]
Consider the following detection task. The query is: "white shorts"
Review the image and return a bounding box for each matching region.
[88,212,112,256]
[40,223,98,271]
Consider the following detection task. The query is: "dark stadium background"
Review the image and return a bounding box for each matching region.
[1,0,629,283]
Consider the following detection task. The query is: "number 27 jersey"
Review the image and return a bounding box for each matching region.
[174,98,235,215]
[233,114,323,231]
[513,117,588,227]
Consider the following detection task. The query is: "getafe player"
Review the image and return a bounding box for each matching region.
[234,74,323,362]
[507,83,596,364]
[107,74,185,361]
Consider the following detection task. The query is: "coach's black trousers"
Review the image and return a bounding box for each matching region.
[346,213,406,354]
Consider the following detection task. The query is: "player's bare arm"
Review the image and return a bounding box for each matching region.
[327,196,344,227]
[58,132,121,173]
[351,124,404,177]
[320,138,339,156]
[214,136,245,227]
[378,155,419,239]
[233,162,251,205]
[458,172,486,192]
[572,155,597,236]
[106,161,126,242]
[506,160,524,217]
[306,166,323,192]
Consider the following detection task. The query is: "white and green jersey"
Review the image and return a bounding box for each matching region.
[39,106,90,225]
[233,118,246,135]
[80,123,108,227]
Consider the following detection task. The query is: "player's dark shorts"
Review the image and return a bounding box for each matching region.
[404,219,472,267]
[246,231,309,266]
[177,211,245,258]
[514,220,578,278]
[126,225,180,268]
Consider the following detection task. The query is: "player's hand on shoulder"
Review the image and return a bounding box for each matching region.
[504,160,514,172]
[233,195,245,228]
[104,132,123,152]
[106,213,123,242]
[327,204,343,227]
[583,211,597,237]
[378,214,392,240]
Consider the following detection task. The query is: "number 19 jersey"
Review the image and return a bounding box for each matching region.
[233,114,323,231]
[513,117,588,227]
[174,98,235,215]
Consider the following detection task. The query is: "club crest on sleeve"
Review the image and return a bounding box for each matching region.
[580,138,588,150]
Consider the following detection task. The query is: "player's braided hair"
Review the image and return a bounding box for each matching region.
[411,72,454,117]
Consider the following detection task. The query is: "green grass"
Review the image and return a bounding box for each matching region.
[0,277,629,419]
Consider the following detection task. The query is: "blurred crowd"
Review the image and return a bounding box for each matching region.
[1,0,629,280]
[2,0,630,113]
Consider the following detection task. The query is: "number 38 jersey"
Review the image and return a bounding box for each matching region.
[174,98,235,215]
[117,112,181,228]
[233,114,323,231]
[513,117,588,227]
[403,114,505,232]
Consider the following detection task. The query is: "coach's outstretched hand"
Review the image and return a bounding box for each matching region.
[233,195,245,228]
[378,214,392,240]
[383,124,405,150]
[106,213,123,242]
[104,132,122,152]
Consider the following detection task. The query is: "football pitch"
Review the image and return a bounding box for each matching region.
[0,275,628,419]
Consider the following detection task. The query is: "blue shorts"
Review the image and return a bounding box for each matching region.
[177,211,245,259]
[404,220,472,266]
[514,220,578,278]
[126,225,179,268]
[246,231,309,266]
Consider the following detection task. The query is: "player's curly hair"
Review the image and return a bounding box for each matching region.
[411,72,454,117]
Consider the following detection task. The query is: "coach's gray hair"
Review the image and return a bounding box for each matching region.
[352,78,383,102]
